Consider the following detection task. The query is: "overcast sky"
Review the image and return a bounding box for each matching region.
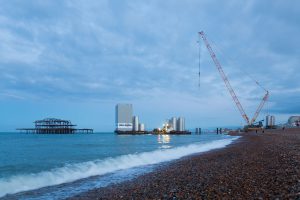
[0,0,299,131]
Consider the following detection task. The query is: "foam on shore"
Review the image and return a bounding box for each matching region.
[0,137,238,198]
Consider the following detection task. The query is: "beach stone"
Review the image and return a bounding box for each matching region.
[69,129,300,200]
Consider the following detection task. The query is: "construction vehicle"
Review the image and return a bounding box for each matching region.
[198,31,269,132]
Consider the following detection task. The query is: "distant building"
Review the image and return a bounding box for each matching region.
[115,104,133,131]
[139,123,145,131]
[176,117,185,131]
[266,115,275,128]
[288,116,300,127]
[169,117,177,131]
[195,128,201,134]
[133,116,139,131]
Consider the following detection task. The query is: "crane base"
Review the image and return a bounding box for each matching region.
[244,125,263,132]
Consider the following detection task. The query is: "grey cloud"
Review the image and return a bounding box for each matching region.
[0,0,299,117]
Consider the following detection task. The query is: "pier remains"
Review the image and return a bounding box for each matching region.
[17,118,93,134]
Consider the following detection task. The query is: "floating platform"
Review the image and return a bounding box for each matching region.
[115,130,191,135]
[115,130,149,135]
[151,130,192,135]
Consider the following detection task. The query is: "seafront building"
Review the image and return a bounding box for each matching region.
[176,117,185,131]
[114,104,188,134]
[287,116,300,127]
[115,104,146,133]
[133,116,139,131]
[162,117,186,133]
[139,123,145,131]
[115,104,133,131]
[195,128,202,134]
[265,115,275,128]
[169,117,177,131]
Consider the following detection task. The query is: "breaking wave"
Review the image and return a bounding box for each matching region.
[0,137,238,197]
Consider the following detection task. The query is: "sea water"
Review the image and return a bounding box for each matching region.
[0,132,238,199]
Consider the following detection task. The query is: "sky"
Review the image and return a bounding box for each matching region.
[0,0,299,131]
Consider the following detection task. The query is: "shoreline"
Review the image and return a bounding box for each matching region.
[0,134,235,199]
[70,129,300,199]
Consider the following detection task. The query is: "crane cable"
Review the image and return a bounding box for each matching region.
[209,39,270,119]
[209,37,267,92]
[202,33,269,123]
[197,40,201,88]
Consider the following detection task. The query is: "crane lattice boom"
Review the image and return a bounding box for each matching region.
[199,31,268,126]
[199,31,250,125]
[250,91,269,125]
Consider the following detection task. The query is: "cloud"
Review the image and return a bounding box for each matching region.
[0,0,299,130]
[0,92,25,100]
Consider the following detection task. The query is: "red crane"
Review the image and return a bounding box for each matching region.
[198,31,269,126]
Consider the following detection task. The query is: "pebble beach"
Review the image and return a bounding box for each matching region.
[71,129,300,199]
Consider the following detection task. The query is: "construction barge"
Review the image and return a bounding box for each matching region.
[115,130,191,135]
[17,118,93,134]
[115,130,149,135]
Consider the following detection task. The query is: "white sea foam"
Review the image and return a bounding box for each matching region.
[0,137,238,197]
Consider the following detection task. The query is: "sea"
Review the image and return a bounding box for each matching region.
[0,132,239,199]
